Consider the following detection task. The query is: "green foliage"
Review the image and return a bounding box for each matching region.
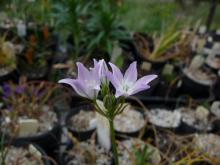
[86,0,130,57]
[134,145,154,165]
[6,0,54,25]
[53,0,91,54]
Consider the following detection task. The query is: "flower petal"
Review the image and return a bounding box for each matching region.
[58,78,88,98]
[129,85,150,95]
[108,62,123,86]
[131,75,157,95]
[76,62,91,80]
[115,89,128,98]
[124,61,137,83]
[135,75,157,86]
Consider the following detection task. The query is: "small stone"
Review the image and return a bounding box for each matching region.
[194,134,220,158]
[162,64,174,76]
[189,55,205,70]
[141,62,152,72]
[195,106,209,120]
[29,144,42,159]
[211,101,220,117]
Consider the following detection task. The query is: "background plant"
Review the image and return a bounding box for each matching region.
[86,0,130,60]
[1,77,57,121]
[53,0,91,59]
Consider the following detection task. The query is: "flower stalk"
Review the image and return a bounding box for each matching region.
[109,117,119,165]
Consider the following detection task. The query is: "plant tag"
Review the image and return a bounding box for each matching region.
[195,106,209,120]
[89,118,97,129]
[18,119,39,137]
[111,44,122,63]
[199,26,206,34]
[17,21,26,37]
[208,37,213,42]
[189,55,205,70]
[28,144,42,159]
[197,39,206,53]
[141,62,152,72]
[162,64,174,76]
[96,112,110,151]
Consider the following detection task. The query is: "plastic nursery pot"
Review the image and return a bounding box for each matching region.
[180,68,213,98]
[18,67,50,81]
[114,107,146,139]
[2,141,51,165]
[214,73,220,100]
[176,107,213,135]
[145,107,182,135]
[211,119,220,134]
[9,124,61,159]
[0,27,15,40]
[59,138,113,165]
[0,69,19,85]
[65,104,96,141]
[16,57,51,81]
[1,109,62,159]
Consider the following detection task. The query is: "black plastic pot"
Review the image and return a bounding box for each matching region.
[0,69,19,85]
[17,66,50,81]
[114,108,146,139]
[59,139,114,165]
[65,104,96,141]
[10,124,61,159]
[3,141,51,165]
[214,73,220,99]
[180,69,213,98]
[211,119,220,134]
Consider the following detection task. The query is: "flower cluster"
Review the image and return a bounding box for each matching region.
[59,59,157,165]
[59,59,157,100]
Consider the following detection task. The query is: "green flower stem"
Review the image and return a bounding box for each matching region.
[109,118,119,165]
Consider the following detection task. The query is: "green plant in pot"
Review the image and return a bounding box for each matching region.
[0,77,60,154]
[134,23,193,65]
[86,0,130,61]
[17,33,54,80]
[53,0,91,60]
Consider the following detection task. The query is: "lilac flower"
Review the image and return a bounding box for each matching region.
[15,86,25,94]
[2,83,11,98]
[93,59,109,84]
[108,61,157,98]
[58,62,101,99]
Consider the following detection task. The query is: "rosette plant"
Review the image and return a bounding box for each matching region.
[59,59,157,165]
